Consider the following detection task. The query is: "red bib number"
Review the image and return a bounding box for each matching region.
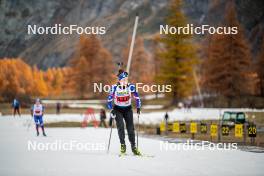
[117,96,130,102]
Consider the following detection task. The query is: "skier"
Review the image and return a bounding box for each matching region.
[31,98,46,136]
[164,112,169,135]
[164,112,169,121]
[107,69,141,156]
[56,102,61,115]
[12,98,21,117]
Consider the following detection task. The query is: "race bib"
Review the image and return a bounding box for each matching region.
[117,96,130,102]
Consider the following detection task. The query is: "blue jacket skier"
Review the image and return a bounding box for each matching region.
[12,98,21,117]
[107,69,141,155]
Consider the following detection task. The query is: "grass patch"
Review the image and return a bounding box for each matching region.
[45,121,82,128]
[45,121,108,128]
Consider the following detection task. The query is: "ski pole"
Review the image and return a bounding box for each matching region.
[27,118,32,131]
[107,113,116,154]
[107,122,113,154]
[27,115,33,131]
[137,113,139,149]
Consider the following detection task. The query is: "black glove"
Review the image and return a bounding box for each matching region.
[137,108,141,114]
[109,110,115,127]
[110,109,115,117]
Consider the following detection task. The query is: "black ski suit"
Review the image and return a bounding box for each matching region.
[113,105,135,146]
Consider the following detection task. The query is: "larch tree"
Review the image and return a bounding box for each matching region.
[44,68,54,96]
[202,1,254,106]
[32,66,48,97]
[51,68,64,96]
[0,60,20,99]
[69,35,114,98]
[256,35,264,97]
[157,0,198,104]
[122,37,152,86]
[70,56,89,98]
[0,58,66,101]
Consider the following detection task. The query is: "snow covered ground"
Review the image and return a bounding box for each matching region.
[0,116,263,176]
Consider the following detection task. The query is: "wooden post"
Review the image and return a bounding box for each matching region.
[243,123,247,145]
[218,122,221,142]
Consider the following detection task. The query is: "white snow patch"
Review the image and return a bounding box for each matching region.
[2,108,264,125]
[142,105,164,109]
[143,94,165,100]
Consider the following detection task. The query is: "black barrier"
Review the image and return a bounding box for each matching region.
[157,121,257,145]
[168,123,173,132]
[180,123,186,133]
[222,125,229,136]
[200,123,207,134]
[156,127,161,135]
[248,125,257,137]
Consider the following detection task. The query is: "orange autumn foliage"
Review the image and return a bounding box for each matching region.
[0,58,66,101]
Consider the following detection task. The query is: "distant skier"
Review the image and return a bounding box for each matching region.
[99,109,107,128]
[12,98,21,117]
[56,102,61,115]
[164,112,169,121]
[31,99,46,136]
[184,99,192,112]
[107,69,141,156]
[164,112,169,134]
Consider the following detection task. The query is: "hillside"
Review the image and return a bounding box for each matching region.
[0,0,263,69]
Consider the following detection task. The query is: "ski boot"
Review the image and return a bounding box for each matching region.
[41,126,46,137]
[36,131,39,136]
[132,146,141,156]
[120,144,126,156]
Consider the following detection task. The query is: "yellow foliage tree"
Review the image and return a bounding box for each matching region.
[32,66,48,97]
[0,58,66,101]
